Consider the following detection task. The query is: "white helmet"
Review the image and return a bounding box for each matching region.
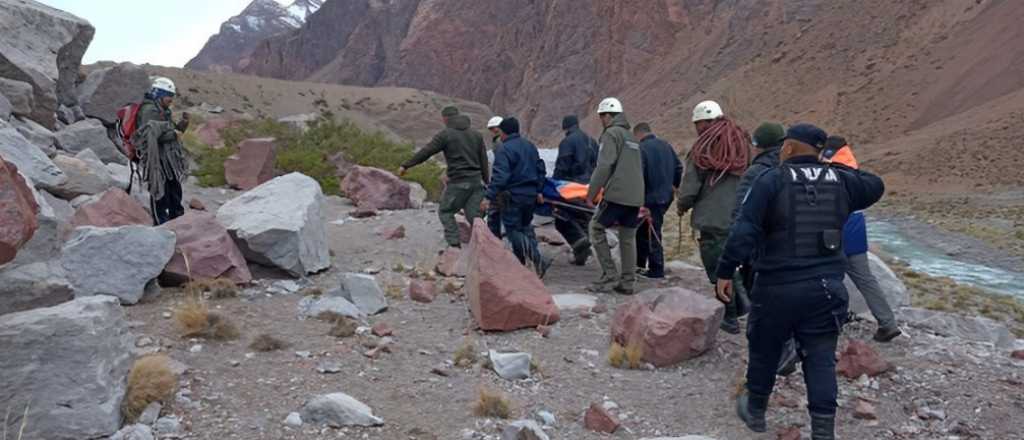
[692,100,723,122]
[150,76,177,95]
[487,116,503,128]
[597,97,623,114]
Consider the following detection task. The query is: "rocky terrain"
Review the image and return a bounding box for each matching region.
[3,1,1024,439]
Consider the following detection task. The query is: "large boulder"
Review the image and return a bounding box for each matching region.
[340,165,414,211]
[10,116,57,155]
[216,173,330,277]
[0,78,33,117]
[0,159,39,264]
[104,162,151,209]
[331,273,388,315]
[0,0,95,128]
[76,62,150,124]
[60,226,176,304]
[71,188,150,228]
[0,89,10,121]
[466,219,559,331]
[0,261,73,315]
[300,392,383,427]
[55,118,127,165]
[845,252,910,316]
[0,126,66,191]
[224,137,277,190]
[160,212,252,286]
[50,149,118,199]
[610,288,725,367]
[900,307,1014,348]
[194,117,241,147]
[0,296,133,440]
[9,179,68,265]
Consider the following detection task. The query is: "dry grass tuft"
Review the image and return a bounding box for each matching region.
[173,300,239,340]
[205,312,240,340]
[185,278,239,299]
[625,340,645,369]
[327,316,358,338]
[122,355,178,421]
[608,340,645,369]
[473,387,512,419]
[453,338,478,368]
[385,284,404,300]
[249,334,287,352]
[300,287,324,297]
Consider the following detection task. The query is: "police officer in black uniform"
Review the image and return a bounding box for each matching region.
[714,124,885,440]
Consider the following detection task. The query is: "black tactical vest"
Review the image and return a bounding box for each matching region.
[764,163,850,258]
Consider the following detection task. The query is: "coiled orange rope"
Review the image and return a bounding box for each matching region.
[688,117,751,186]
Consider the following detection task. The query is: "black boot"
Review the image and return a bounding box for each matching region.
[810,412,835,440]
[736,389,769,433]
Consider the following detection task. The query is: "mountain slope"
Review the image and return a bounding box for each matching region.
[185,0,322,73]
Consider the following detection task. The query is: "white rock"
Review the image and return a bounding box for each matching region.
[55,119,126,164]
[488,350,532,380]
[61,226,176,304]
[137,402,162,426]
[552,293,597,312]
[297,296,365,321]
[0,296,133,440]
[153,416,182,436]
[534,410,556,426]
[501,419,549,440]
[284,412,303,427]
[332,273,388,315]
[189,344,203,353]
[300,392,383,427]
[0,127,66,191]
[216,173,330,277]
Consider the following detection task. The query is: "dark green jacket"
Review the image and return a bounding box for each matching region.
[136,99,187,145]
[403,115,489,184]
[677,159,742,233]
[587,113,644,207]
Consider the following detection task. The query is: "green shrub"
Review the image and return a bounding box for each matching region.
[182,131,233,188]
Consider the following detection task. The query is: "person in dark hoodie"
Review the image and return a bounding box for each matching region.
[401,106,490,248]
[484,117,552,277]
[553,115,599,265]
[135,76,189,225]
[717,124,885,440]
[486,116,505,238]
[633,122,682,279]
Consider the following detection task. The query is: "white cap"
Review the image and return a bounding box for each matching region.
[692,100,723,122]
[597,97,623,114]
[150,76,177,95]
[487,116,503,128]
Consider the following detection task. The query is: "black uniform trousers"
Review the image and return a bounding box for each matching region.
[636,203,669,276]
[151,177,184,226]
[746,276,848,416]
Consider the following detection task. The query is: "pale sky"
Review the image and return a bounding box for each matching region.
[38,0,290,67]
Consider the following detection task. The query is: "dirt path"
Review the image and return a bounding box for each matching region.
[125,186,1024,439]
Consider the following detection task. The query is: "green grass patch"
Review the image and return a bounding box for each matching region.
[896,262,1024,337]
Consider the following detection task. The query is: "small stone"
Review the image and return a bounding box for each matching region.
[592,304,608,314]
[916,406,946,421]
[854,400,878,420]
[371,322,393,337]
[228,360,241,367]
[351,208,378,218]
[584,403,620,433]
[837,340,892,379]
[137,402,162,425]
[408,279,437,303]
[153,416,181,436]
[284,412,303,427]
[1011,349,1024,360]
[162,312,172,319]
[295,351,312,358]
[377,225,406,240]
[300,392,383,427]
[488,350,532,380]
[601,401,619,411]
[317,361,342,374]
[189,344,203,353]
[501,419,550,440]
[535,410,557,426]
[135,336,154,347]
[188,198,206,210]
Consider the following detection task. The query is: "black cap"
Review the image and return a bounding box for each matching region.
[499,117,520,135]
[441,106,460,117]
[824,135,847,151]
[562,115,579,130]
[786,123,828,149]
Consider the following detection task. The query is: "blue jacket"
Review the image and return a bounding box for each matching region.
[553,127,598,183]
[639,134,683,207]
[487,134,546,201]
[843,211,869,256]
[716,157,885,286]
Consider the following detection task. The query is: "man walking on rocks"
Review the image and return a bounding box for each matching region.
[135,77,189,225]
[586,98,644,295]
[484,117,551,277]
[633,122,682,279]
[400,106,490,248]
[486,116,505,238]
[716,124,885,440]
[553,115,599,265]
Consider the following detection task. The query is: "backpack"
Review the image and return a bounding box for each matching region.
[115,103,145,194]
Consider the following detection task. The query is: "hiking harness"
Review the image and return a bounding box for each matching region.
[688,117,751,187]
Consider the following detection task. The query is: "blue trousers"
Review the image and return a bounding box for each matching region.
[746,276,848,415]
[501,197,542,266]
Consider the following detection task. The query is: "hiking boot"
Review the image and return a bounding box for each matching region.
[587,277,618,293]
[637,269,665,280]
[810,412,835,440]
[613,283,635,296]
[571,246,591,266]
[736,389,769,433]
[776,340,801,377]
[534,257,554,279]
[719,316,741,335]
[873,326,902,343]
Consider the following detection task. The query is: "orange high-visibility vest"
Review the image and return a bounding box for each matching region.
[831,145,859,169]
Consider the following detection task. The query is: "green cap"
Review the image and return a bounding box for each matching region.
[752,122,786,149]
[441,106,460,117]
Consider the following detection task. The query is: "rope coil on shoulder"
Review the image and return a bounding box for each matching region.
[688,117,751,186]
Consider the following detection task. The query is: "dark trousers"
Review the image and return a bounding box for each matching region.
[487,205,502,239]
[554,208,590,250]
[501,196,542,265]
[151,178,184,225]
[636,203,668,276]
[699,229,749,319]
[746,277,848,416]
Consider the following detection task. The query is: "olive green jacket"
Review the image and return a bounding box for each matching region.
[587,113,644,207]
[403,114,489,184]
[676,159,742,233]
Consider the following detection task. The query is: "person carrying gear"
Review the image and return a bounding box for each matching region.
[135,76,190,225]
[633,122,682,279]
[677,100,751,334]
[717,123,885,440]
[400,106,490,248]
[486,116,505,238]
[554,115,600,265]
[484,117,552,277]
[586,97,644,295]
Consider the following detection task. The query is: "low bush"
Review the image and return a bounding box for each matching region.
[473,387,512,419]
[249,334,287,352]
[122,355,177,421]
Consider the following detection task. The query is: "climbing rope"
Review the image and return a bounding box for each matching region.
[688,117,751,186]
